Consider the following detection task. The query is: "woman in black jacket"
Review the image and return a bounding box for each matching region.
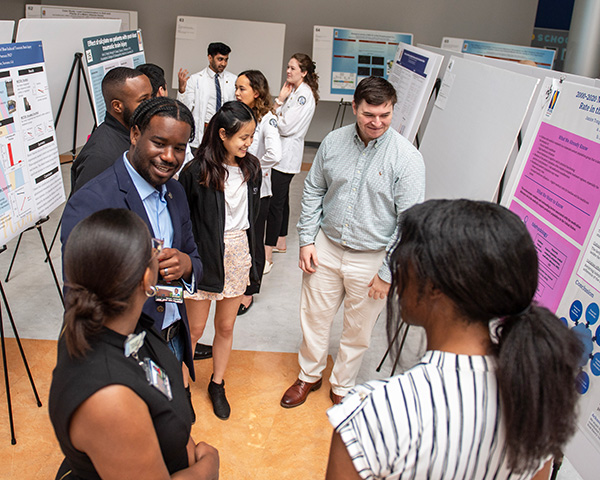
[179,101,261,420]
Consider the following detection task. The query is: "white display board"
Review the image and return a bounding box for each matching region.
[26,4,137,32]
[388,43,442,143]
[313,25,413,102]
[460,55,597,189]
[0,41,65,244]
[419,56,538,201]
[83,30,146,125]
[415,45,465,143]
[16,18,122,155]
[500,81,600,480]
[172,16,285,99]
[0,21,15,44]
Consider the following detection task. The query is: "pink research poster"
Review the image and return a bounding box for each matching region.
[502,80,600,480]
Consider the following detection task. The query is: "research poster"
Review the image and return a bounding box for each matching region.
[441,37,555,69]
[83,30,145,125]
[0,41,65,244]
[313,26,413,102]
[501,80,600,479]
[387,43,442,143]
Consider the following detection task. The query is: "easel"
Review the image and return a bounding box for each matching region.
[0,245,42,444]
[54,52,97,159]
[375,320,411,376]
[10,52,98,272]
[332,99,352,131]
[5,217,65,308]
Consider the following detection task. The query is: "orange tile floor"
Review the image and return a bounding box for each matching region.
[0,339,336,479]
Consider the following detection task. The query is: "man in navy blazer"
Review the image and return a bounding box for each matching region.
[61,97,202,382]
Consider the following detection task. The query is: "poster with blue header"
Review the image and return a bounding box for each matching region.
[0,41,65,244]
[330,28,412,95]
[83,29,145,124]
[441,37,556,69]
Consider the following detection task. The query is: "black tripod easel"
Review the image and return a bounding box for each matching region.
[0,245,43,444]
[54,52,97,159]
[5,217,65,308]
[332,99,352,131]
[10,52,98,272]
[375,320,411,376]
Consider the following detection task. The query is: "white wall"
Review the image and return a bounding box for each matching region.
[6,0,539,142]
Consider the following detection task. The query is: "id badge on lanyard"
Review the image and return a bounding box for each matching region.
[124,331,173,401]
[155,280,184,304]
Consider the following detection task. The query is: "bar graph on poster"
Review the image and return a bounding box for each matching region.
[501,79,600,479]
[0,41,65,244]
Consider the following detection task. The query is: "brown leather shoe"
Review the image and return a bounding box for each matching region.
[330,389,344,405]
[280,378,322,408]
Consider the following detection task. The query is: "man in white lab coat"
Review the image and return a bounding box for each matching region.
[177,42,236,149]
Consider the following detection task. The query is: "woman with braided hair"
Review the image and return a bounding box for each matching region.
[326,199,582,480]
[50,209,218,480]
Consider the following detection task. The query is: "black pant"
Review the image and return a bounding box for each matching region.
[265,169,294,246]
[244,196,270,295]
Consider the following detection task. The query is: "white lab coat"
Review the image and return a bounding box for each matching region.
[177,67,236,147]
[275,82,316,174]
[248,111,282,197]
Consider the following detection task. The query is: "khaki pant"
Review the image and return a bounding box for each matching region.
[298,230,386,396]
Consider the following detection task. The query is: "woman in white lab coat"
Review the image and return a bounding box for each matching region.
[264,53,319,272]
[234,70,282,313]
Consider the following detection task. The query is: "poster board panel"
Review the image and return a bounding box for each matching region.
[313,25,413,102]
[172,16,285,101]
[0,21,15,44]
[0,41,65,243]
[441,37,555,69]
[388,43,442,143]
[419,57,538,201]
[461,54,596,189]
[26,4,137,32]
[500,81,600,480]
[415,45,465,142]
[16,18,122,155]
[83,30,146,125]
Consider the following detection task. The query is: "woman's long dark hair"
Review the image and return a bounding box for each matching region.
[63,209,152,358]
[191,101,260,191]
[387,199,582,473]
[238,70,274,122]
[292,53,319,104]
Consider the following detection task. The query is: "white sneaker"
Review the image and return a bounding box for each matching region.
[263,260,273,274]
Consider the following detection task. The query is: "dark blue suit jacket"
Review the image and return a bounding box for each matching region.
[61,156,202,378]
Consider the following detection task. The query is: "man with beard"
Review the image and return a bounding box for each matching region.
[177,42,236,149]
[61,97,203,421]
[71,67,152,192]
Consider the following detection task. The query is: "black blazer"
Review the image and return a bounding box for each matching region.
[178,157,261,293]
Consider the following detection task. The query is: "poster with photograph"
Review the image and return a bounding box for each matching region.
[83,29,145,125]
[313,25,412,102]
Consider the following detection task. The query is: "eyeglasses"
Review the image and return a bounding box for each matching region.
[152,238,164,259]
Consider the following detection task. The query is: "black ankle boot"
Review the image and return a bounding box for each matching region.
[185,385,196,425]
[208,375,230,420]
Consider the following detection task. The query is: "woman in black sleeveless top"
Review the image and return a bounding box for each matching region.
[49,209,219,479]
